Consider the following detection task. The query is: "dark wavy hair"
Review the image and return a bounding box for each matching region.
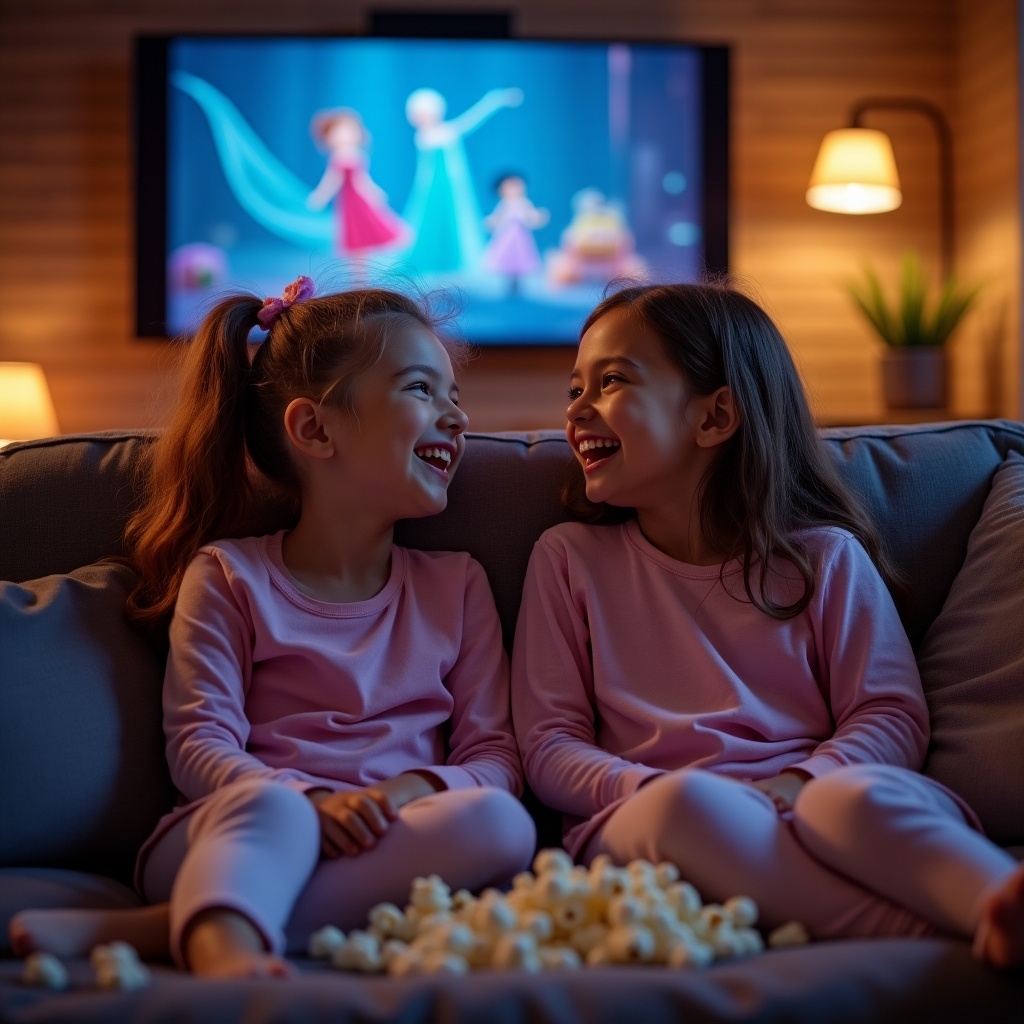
[124,285,462,626]
[565,281,897,619]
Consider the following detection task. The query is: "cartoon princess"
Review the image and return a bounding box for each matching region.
[306,108,409,268]
[403,87,523,276]
[481,173,549,294]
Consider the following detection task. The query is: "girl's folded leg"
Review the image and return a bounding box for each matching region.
[586,768,935,941]
[284,786,535,949]
[144,777,322,976]
[791,764,1021,962]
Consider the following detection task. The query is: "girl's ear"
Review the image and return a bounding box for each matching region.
[694,386,741,449]
[283,397,334,460]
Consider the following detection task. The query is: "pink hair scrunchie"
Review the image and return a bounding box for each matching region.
[257,275,317,328]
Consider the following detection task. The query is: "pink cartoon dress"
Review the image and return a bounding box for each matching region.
[307,109,408,259]
[331,154,407,254]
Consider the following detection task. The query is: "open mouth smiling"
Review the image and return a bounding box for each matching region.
[414,446,453,473]
[578,437,621,469]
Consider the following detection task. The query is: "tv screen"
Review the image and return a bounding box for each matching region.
[135,34,728,344]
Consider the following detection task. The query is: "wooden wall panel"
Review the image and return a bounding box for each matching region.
[0,0,1018,433]
[952,0,1021,420]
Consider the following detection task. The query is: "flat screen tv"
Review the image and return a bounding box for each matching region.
[135,32,728,344]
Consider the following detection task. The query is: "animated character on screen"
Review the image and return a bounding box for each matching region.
[546,188,647,287]
[480,173,549,294]
[306,108,409,269]
[403,87,524,275]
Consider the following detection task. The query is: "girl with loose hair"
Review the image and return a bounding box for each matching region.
[512,280,1024,968]
[13,276,534,979]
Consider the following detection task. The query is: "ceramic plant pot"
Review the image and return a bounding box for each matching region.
[880,348,948,409]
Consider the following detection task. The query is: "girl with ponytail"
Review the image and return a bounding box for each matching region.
[12,277,533,978]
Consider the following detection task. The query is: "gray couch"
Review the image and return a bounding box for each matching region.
[1,422,1023,1023]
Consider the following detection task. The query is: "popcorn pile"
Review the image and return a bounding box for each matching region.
[308,849,810,976]
[23,941,150,992]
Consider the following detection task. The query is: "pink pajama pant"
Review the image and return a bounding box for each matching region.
[140,778,536,966]
[585,764,1018,942]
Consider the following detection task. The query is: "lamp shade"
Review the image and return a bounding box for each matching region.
[806,128,902,214]
[0,363,60,446]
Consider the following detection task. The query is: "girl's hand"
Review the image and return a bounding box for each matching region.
[307,772,440,858]
[749,769,811,814]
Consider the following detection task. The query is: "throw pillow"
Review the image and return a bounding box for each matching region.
[0,562,175,883]
[917,450,1024,847]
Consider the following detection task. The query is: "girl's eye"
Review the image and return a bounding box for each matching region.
[567,386,583,401]
[602,374,625,388]
[407,381,431,395]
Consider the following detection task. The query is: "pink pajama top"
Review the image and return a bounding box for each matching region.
[511,520,935,857]
[141,531,522,865]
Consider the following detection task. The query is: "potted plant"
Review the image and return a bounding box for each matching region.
[847,252,980,409]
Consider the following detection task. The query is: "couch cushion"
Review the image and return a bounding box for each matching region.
[1,938,1021,1023]
[0,562,175,884]
[917,451,1024,846]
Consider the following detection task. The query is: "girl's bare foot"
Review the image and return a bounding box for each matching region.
[183,909,292,979]
[973,863,1024,969]
[10,904,172,961]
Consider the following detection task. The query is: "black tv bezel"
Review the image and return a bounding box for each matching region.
[133,32,729,342]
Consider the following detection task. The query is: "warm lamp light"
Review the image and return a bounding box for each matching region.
[0,363,60,448]
[806,128,902,214]
[806,97,954,279]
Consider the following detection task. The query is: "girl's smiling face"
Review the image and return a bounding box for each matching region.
[326,323,468,522]
[566,306,710,518]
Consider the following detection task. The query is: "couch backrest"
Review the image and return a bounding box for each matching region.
[3,420,1024,879]
[3,420,1024,647]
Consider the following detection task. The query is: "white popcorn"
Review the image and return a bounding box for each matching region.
[600,924,657,964]
[666,937,715,969]
[568,922,609,957]
[665,881,703,922]
[768,920,811,948]
[538,944,583,970]
[606,894,647,928]
[307,925,345,960]
[532,848,574,876]
[654,861,681,887]
[314,852,803,977]
[23,952,69,990]
[724,895,759,929]
[331,930,383,972]
[419,950,469,974]
[491,931,541,971]
[90,943,150,990]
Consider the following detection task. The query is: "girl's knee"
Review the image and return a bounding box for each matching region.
[193,777,319,842]
[633,769,740,822]
[448,788,536,873]
[794,764,908,831]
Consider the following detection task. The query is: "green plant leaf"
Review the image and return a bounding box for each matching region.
[845,251,980,348]
[847,265,898,344]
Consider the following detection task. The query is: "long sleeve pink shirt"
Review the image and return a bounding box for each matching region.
[511,520,931,856]
[160,531,522,817]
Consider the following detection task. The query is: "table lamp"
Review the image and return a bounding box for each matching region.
[0,362,60,448]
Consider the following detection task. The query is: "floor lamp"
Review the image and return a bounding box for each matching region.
[805,97,954,280]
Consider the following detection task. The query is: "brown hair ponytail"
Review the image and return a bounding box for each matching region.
[125,295,262,625]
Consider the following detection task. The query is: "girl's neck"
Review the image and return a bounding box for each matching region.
[281,510,395,604]
[635,506,726,567]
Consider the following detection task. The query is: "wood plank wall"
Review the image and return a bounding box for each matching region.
[0,0,1018,433]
